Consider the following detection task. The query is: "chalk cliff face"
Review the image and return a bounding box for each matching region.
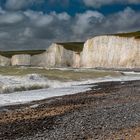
[31,45,56,67]
[73,52,81,68]
[81,36,140,68]
[1,34,139,69]
[0,55,10,66]
[31,43,81,67]
[11,54,31,66]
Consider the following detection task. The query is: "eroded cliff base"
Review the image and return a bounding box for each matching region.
[0,80,140,140]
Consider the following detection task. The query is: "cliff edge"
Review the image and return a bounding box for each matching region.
[31,43,83,68]
[81,36,140,68]
[0,31,139,69]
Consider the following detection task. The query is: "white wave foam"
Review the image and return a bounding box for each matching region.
[0,74,139,107]
[0,85,92,107]
[0,74,48,94]
[0,73,140,94]
[122,71,140,75]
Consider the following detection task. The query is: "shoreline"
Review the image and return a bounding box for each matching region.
[0,80,140,139]
[0,76,140,107]
[94,67,140,72]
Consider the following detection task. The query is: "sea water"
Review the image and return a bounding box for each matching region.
[0,68,140,107]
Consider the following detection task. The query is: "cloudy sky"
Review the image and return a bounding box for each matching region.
[0,0,140,50]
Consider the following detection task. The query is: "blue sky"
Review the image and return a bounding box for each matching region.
[0,0,140,50]
[31,1,140,16]
[1,0,140,15]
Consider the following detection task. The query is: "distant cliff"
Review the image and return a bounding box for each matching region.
[80,36,140,68]
[31,43,82,67]
[0,55,10,66]
[0,43,83,67]
[0,32,139,69]
[0,50,46,66]
[11,54,31,66]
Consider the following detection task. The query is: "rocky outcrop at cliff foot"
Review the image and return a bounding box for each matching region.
[81,36,140,68]
[0,55,10,66]
[11,54,31,66]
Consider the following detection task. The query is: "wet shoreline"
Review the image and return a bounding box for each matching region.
[0,80,140,139]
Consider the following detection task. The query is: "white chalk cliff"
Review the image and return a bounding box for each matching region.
[31,43,81,67]
[80,36,140,68]
[11,54,31,66]
[0,55,10,66]
[0,35,140,69]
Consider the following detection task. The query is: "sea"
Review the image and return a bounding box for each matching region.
[0,68,140,107]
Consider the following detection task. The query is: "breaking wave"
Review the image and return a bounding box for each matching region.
[0,72,139,106]
[0,72,140,94]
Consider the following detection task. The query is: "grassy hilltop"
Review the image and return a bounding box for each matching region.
[114,31,140,39]
[0,42,84,57]
[57,42,84,52]
[0,31,139,58]
[0,50,46,58]
[57,31,140,54]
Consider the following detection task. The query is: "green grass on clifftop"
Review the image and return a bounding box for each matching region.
[57,42,84,52]
[0,50,46,58]
[114,31,140,39]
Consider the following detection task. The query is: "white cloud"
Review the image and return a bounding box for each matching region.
[24,10,43,20]
[105,7,140,32]
[36,15,53,27]
[73,10,104,35]
[83,0,140,8]
[0,7,140,50]
[5,0,44,10]
[24,10,53,27]
[24,10,70,27]
[52,12,70,20]
[22,27,33,38]
[0,7,5,14]
[0,12,24,24]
